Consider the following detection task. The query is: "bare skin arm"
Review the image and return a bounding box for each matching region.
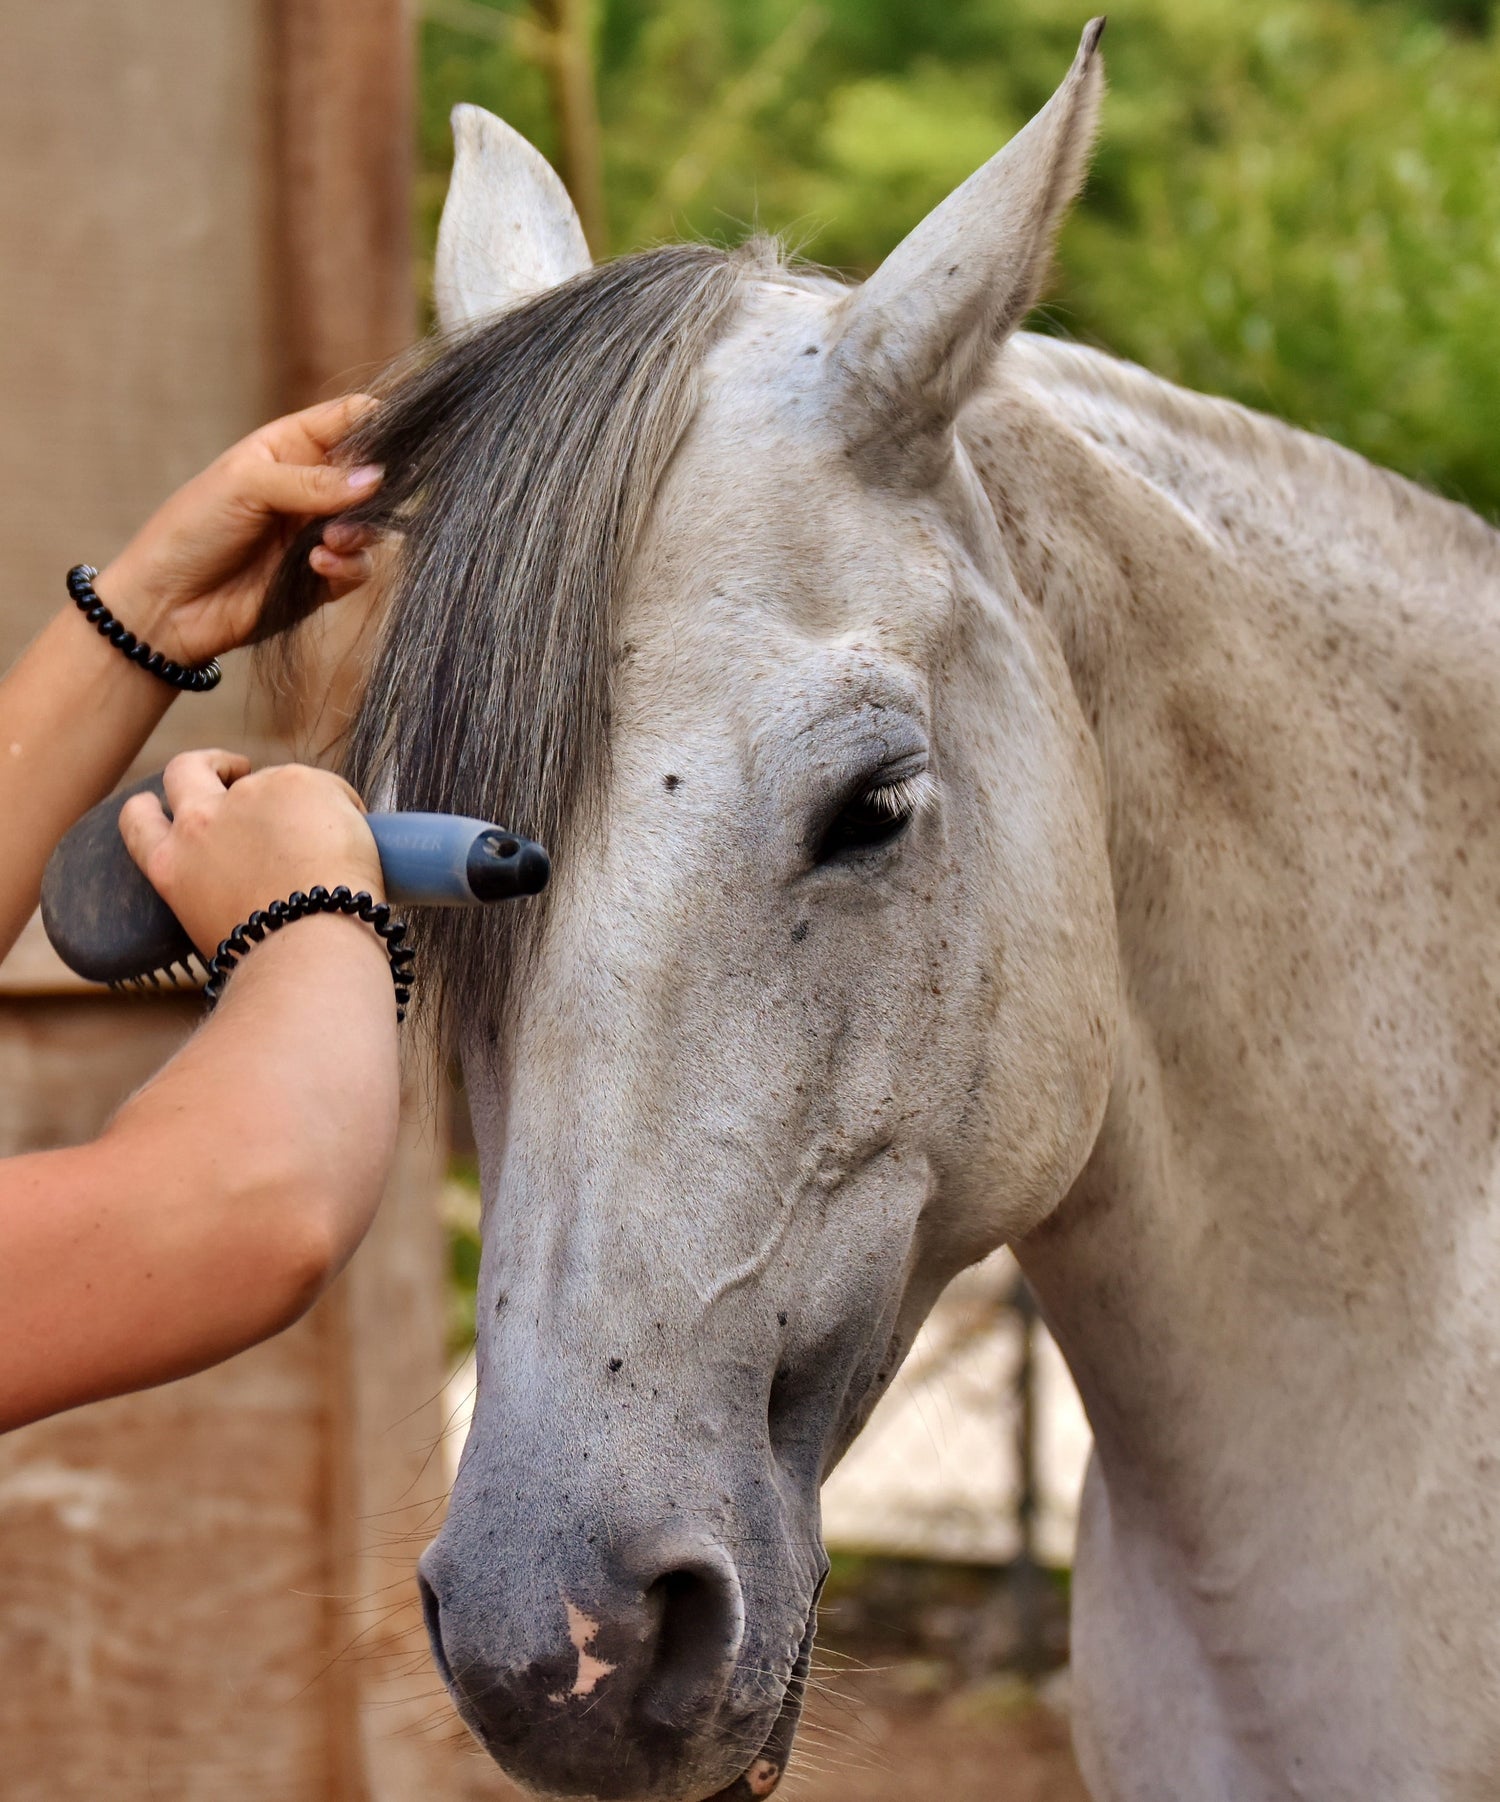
[0,394,381,963]
[0,404,407,1432]
[0,752,400,1432]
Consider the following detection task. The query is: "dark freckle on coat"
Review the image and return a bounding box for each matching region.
[778,1311,788,1328]
[608,1357,623,1373]
[663,772,681,791]
[791,920,809,943]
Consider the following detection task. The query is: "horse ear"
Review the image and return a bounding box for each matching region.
[434,105,593,331]
[830,19,1106,482]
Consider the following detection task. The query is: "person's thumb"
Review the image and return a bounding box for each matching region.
[118,791,173,882]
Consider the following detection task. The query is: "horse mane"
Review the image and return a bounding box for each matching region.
[264,240,773,1046]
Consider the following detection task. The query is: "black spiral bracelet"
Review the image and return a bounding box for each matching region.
[67,564,223,693]
[204,888,414,1023]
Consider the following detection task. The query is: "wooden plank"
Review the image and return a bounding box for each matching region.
[0,0,280,732]
[0,915,101,998]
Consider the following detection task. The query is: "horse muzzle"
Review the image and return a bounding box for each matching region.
[417,1515,821,1801]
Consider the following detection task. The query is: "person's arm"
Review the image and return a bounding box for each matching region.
[0,752,400,1432]
[0,395,381,962]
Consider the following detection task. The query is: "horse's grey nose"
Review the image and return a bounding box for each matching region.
[417,1532,748,1797]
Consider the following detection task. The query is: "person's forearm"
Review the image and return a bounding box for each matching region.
[101,915,402,1358]
[0,916,400,1429]
[0,581,176,960]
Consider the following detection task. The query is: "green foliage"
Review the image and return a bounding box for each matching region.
[419,0,1500,515]
[443,1160,483,1353]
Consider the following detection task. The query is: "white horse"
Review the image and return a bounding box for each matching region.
[325,22,1500,1800]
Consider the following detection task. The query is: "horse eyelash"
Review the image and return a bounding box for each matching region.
[861,770,936,821]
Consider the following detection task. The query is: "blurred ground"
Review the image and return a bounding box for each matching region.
[786,1560,1086,1802]
[792,1658,1086,1802]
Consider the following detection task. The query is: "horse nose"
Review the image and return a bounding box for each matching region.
[417,1533,748,1795]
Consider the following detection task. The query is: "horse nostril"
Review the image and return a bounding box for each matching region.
[417,1563,456,1692]
[637,1559,745,1731]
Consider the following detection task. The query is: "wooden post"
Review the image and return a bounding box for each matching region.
[268,0,416,408]
[265,0,418,749]
[535,0,607,254]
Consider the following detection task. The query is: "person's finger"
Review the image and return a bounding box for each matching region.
[162,748,252,814]
[331,772,368,813]
[309,544,374,588]
[248,458,382,519]
[258,394,379,464]
[326,572,374,603]
[245,761,368,815]
[292,393,378,453]
[118,791,173,874]
[321,518,378,554]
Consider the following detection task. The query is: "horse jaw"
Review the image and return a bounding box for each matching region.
[434,104,591,330]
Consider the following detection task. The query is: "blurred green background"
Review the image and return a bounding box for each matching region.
[419,0,1500,519]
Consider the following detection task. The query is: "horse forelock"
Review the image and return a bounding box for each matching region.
[279,238,788,1047]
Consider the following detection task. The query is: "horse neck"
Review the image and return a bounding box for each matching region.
[960,338,1500,1726]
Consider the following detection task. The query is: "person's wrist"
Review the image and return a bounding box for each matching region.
[199,871,387,956]
[90,558,192,665]
[212,898,390,957]
[202,886,411,1023]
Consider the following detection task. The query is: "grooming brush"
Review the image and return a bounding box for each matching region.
[40,770,550,991]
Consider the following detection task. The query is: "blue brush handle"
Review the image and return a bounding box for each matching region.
[369,812,550,906]
[39,774,550,989]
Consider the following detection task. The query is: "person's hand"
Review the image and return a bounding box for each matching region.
[118,750,384,956]
[90,396,383,667]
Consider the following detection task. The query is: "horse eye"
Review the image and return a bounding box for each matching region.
[816,773,929,863]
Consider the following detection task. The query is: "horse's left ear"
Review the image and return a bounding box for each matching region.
[830,19,1106,483]
[434,106,592,331]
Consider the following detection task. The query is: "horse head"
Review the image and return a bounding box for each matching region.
[347,24,1117,1798]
